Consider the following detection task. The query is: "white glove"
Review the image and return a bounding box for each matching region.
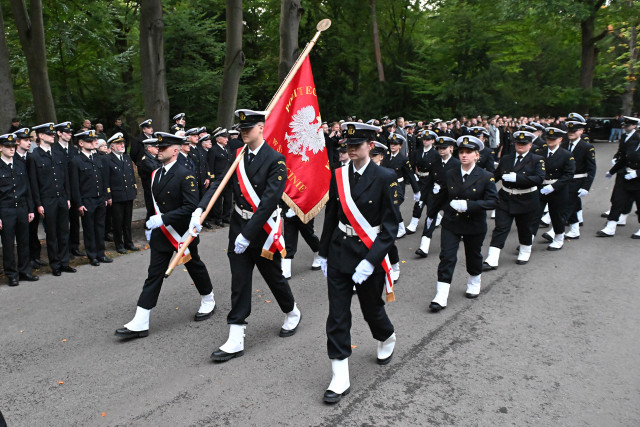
[234,233,250,254]
[625,170,637,180]
[351,259,375,285]
[449,200,467,212]
[145,229,152,241]
[188,216,202,237]
[318,256,328,277]
[577,188,589,198]
[502,172,517,182]
[285,208,296,218]
[426,218,433,229]
[611,158,617,166]
[433,183,441,194]
[414,174,419,182]
[146,214,163,230]
[605,172,612,179]
[413,192,421,202]
[540,184,554,195]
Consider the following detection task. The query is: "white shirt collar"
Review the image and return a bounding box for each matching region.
[441,155,451,164]
[162,159,177,172]
[217,142,226,150]
[353,158,371,175]
[515,151,529,161]
[248,141,265,156]
[180,151,189,158]
[2,157,13,166]
[82,150,93,159]
[625,129,636,139]
[423,146,432,153]
[461,164,475,177]
[548,146,560,155]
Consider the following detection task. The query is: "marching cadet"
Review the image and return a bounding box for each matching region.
[0,133,38,286]
[208,128,233,226]
[184,127,210,194]
[130,119,154,165]
[115,132,216,339]
[70,130,112,266]
[137,139,162,223]
[193,109,301,362]
[597,116,640,238]
[316,122,398,404]
[382,133,420,238]
[406,130,439,234]
[107,133,139,253]
[29,124,76,276]
[331,143,350,169]
[468,127,496,173]
[281,207,323,279]
[415,136,461,258]
[53,121,83,257]
[531,127,575,250]
[562,113,596,239]
[482,131,546,270]
[429,136,498,312]
[171,113,186,134]
[14,127,43,269]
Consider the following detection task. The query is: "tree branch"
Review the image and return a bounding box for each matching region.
[591,28,608,44]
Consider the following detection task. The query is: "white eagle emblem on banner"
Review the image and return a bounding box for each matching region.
[285,105,325,162]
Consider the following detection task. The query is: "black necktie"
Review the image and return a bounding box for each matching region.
[548,150,553,159]
[90,154,94,162]
[442,161,445,168]
[354,172,361,185]
[516,155,523,166]
[248,153,255,164]
[155,167,165,186]
[568,143,573,152]
[462,173,468,182]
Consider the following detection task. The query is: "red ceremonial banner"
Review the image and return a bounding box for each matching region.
[264,57,330,223]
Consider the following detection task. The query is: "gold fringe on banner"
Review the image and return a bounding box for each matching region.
[282,191,329,224]
[386,291,396,303]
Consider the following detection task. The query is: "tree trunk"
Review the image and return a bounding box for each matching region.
[9,0,56,123]
[139,0,169,131]
[217,0,244,128]
[621,12,638,114]
[0,3,17,131]
[370,0,385,82]
[278,0,303,83]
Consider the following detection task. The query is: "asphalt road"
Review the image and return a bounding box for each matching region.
[1,142,638,426]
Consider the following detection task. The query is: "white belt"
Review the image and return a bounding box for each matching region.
[417,171,430,177]
[573,173,588,179]
[501,186,537,195]
[543,179,558,185]
[235,205,254,219]
[397,177,404,183]
[338,221,380,237]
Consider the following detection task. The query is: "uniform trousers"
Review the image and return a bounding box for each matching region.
[42,198,70,270]
[137,237,213,309]
[421,193,443,238]
[411,178,430,218]
[565,179,585,224]
[111,200,134,249]
[326,267,394,360]
[69,203,81,251]
[80,198,106,260]
[227,248,295,325]
[141,180,154,223]
[533,191,569,236]
[607,179,640,222]
[284,216,320,259]
[437,227,485,283]
[389,244,399,265]
[28,214,41,261]
[489,206,537,248]
[212,186,232,222]
[0,205,30,279]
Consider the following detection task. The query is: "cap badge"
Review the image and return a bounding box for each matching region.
[239,112,246,120]
[157,135,163,142]
[347,125,355,136]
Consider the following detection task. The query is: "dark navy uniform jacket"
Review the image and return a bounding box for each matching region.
[494,152,546,215]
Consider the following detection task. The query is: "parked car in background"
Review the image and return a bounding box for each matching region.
[586,117,614,141]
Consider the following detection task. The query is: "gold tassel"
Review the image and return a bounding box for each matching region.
[386,291,396,303]
[261,249,274,260]
[178,253,192,265]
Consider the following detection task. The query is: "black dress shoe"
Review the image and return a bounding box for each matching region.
[125,245,140,251]
[601,212,608,218]
[202,221,213,229]
[214,219,224,227]
[515,259,528,265]
[211,349,244,362]
[97,257,113,263]
[116,248,127,254]
[60,266,77,273]
[30,260,41,270]
[104,233,114,242]
[415,248,428,258]
[539,221,550,227]
[33,258,46,266]
[377,352,394,365]
[8,278,19,287]
[541,232,553,243]
[114,328,149,339]
[222,218,231,224]
[194,306,216,321]
[596,231,614,237]
[19,273,39,281]
[465,293,479,299]
[90,259,100,266]
[631,234,640,240]
[482,262,497,271]
[429,302,445,312]
[546,245,562,251]
[323,388,350,404]
[71,249,85,257]
[52,269,62,276]
[279,314,301,337]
